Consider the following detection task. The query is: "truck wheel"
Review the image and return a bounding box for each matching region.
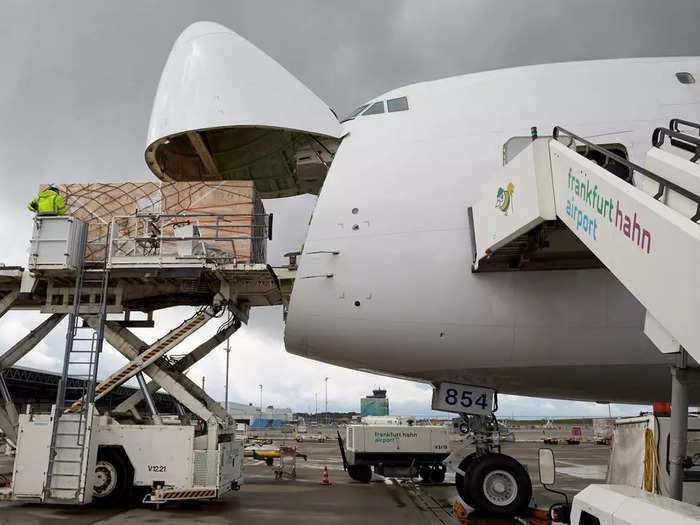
[455,452,478,506]
[419,465,432,482]
[93,448,132,504]
[347,465,372,483]
[431,464,446,483]
[466,454,532,517]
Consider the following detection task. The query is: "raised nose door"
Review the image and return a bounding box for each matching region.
[145,22,342,198]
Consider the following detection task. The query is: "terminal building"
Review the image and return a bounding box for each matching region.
[361,388,389,416]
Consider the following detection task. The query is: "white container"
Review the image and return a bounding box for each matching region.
[28,216,87,271]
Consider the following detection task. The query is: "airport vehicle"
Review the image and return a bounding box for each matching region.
[10,410,243,506]
[539,449,700,524]
[565,427,582,445]
[361,416,407,425]
[338,425,449,483]
[244,443,280,466]
[593,418,614,446]
[244,443,307,466]
[134,22,700,515]
[0,213,253,506]
[607,414,700,504]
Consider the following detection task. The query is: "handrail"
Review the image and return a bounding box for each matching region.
[652,125,700,163]
[124,213,268,219]
[553,126,700,222]
[108,213,269,264]
[669,118,700,135]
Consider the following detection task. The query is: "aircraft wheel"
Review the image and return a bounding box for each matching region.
[347,464,372,483]
[455,452,478,505]
[431,464,446,483]
[419,465,432,482]
[466,453,532,516]
[93,448,132,504]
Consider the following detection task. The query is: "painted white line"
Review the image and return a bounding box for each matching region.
[556,460,585,467]
[556,465,607,480]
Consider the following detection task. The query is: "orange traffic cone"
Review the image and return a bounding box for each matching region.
[321,465,331,486]
[453,500,469,523]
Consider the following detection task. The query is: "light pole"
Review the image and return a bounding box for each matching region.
[324,377,329,425]
[224,337,230,415]
[258,384,263,413]
[314,392,318,423]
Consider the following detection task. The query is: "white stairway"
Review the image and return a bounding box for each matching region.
[469,124,700,364]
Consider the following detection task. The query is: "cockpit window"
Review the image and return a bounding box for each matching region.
[341,97,409,122]
[387,96,409,112]
[362,101,385,115]
[341,104,369,122]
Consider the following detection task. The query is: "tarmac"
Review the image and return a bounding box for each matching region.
[0,435,610,524]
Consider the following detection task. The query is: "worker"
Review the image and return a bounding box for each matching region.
[27,186,66,216]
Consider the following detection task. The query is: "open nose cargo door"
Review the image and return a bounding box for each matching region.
[145,21,343,198]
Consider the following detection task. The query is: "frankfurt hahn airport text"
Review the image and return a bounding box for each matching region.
[565,168,652,254]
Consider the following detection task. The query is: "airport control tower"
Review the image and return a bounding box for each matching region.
[361,389,389,416]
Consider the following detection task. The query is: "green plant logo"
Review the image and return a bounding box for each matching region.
[496,183,515,215]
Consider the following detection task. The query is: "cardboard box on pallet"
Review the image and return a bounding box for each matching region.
[40,181,266,264]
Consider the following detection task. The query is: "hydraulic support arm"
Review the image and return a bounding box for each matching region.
[89,317,232,423]
[0,313,65,370]
[69,308,214,412]
[113,317,241,416]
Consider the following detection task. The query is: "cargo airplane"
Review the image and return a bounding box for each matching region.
[146,22,700,515]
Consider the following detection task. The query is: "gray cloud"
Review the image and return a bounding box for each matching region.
[2,0,694,415]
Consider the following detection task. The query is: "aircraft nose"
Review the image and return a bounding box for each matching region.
[176,21,231,40]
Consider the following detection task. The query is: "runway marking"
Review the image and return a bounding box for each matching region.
[556,460,586,466]
[556,464,607,479]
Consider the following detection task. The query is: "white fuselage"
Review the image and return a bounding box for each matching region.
[285,57,700,404]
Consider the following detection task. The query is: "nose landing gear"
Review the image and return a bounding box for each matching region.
[435,386,532,517]
[460,452,532,516]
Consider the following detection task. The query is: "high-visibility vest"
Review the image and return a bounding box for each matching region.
[28,189,67,215]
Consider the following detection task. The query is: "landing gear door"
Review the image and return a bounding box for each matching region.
[431,382,495,416]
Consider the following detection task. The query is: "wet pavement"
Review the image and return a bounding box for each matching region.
[0,438,610,524]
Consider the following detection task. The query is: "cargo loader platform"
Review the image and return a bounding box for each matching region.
[0,207,287,505]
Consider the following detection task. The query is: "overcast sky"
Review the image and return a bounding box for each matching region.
[2,0,700,418]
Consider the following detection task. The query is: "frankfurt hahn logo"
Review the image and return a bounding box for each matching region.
[495,183,514,215]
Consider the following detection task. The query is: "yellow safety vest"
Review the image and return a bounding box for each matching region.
[28,190,66,215]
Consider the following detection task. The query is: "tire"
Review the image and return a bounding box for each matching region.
[93,448,132,505]
[455,452,478,506]
[419,465,432,482]
[431,464,446,484]
[265,457,274,466]
[465,454,532,517]
[347,464,372,483]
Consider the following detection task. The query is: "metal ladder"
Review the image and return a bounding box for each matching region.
[44,224,111,503]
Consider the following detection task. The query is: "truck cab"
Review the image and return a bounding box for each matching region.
[539,449,700,524]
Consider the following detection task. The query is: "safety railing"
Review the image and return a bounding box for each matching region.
[107,213,270,266]
[553,126,700,222]
[652,118,700,163]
